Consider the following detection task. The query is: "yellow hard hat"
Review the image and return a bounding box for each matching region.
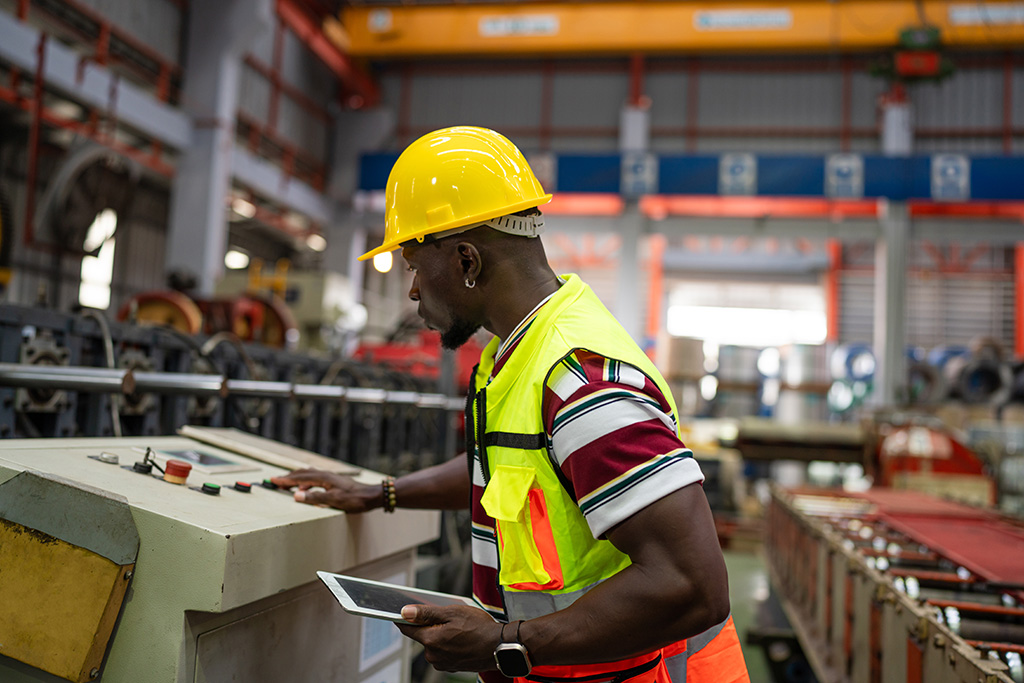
[358,126,552,261]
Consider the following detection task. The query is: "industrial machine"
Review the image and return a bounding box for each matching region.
[0,304,462,472]
[764,486,1024,683]
[0,428,440,683]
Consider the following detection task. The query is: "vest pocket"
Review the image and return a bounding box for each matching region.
[480,465,564,591]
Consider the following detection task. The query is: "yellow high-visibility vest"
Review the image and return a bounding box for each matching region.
[469,274,681,618]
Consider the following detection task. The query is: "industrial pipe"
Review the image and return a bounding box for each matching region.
[0,363,464,410]
[224,379,293,399]
[0,363,133,394]
[132,372,223,397]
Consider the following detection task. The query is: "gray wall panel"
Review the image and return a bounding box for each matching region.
[849,138,882,153]
[697,70,842,128]
[281,31,334,103]
[915,136,1004,153]
[840,247,1014,350]
[551,71,628,128]
[694,136,838,153]
[379,71,403,112]
[248,22,276,65]
[408,71,544,131]
[912,67,1004,129]
[77,0,182,64]
[850,72,887,130]
[1014,68,1024,127]
[648,72,688,129]
[239,64,271,124]
[374,56,1020,159]
[279,98,328,162]
[547,135,617,152]
[651,137,693,153]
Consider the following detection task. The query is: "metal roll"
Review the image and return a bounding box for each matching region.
[950,358,1013,405]
[958,618,1024,646]
[345,388,387,404]
[0,363,132,394]
[907,361,946,404]
[385,391,421,405]
[0,363,466,411]
[133,372,224,397]
[224,379,292,399]
[292,384,346,401]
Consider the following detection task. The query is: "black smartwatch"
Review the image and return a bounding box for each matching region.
[494,620,532,678]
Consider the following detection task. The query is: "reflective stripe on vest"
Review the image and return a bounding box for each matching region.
[663,615,749,683]
[503,579,605,620]
[526,650,667,683]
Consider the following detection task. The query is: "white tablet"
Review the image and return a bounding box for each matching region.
[317,571,491,624]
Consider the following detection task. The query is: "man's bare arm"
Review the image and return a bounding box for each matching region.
[399,482,730,671]
[270,453,471,512]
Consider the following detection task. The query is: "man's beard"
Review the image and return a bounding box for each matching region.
[440,317,481,350]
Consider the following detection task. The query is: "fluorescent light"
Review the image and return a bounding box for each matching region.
[373,251,393,274]
[667,305,827,347]
[80,210,117,310]
[225,250,249,269]
[306,233,327,252]
[231,198,256,220]
[699,375,718,402]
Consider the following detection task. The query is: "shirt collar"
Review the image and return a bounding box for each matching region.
[492,276,566,370]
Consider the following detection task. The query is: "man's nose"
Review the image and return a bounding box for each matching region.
[408,276,420,302]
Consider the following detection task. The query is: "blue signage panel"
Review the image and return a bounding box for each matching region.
[359,152,400,191]
[658,156,719,195]
[359,151,1024,201]
[757,156,825,196]
[556,155,621,193]
[971,158,1024,200]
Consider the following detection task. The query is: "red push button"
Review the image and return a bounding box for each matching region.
[163,459,192,485]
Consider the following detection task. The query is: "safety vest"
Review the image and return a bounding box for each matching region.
[467,275,749,682]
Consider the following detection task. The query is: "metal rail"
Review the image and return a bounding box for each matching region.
[0,363,465,411]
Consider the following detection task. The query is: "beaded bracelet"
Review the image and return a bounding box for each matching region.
[382,476,397,513]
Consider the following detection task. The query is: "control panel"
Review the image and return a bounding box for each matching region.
[0,430,440,683]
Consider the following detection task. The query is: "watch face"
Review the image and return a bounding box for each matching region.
[495,643,532,678]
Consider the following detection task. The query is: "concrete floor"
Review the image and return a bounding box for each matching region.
[723,549,775,683]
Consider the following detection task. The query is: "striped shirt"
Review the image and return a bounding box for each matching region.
[541,350,704,538]
[471,299,704,617]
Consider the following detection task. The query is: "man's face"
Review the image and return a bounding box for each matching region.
[402,243,481,350]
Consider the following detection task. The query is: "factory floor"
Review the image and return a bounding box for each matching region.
[723,549,774,683]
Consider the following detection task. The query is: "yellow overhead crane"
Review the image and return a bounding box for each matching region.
[338,1,1024,57]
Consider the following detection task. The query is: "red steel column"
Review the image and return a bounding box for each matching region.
[645,234,666,357]
[1016,243,1024,357]
[826,240,842,343]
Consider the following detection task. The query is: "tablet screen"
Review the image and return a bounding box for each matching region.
[317,572,487,622]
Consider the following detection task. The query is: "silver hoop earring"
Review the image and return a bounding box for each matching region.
[465,278,476,289]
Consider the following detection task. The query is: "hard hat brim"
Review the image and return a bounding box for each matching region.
[357,194,553,262]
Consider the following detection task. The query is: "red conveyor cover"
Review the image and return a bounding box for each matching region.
[855,489,1024,587]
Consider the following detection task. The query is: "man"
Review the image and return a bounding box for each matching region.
[272,126,748,683]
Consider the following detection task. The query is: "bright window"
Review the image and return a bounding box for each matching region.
[79,209,117,310]
[666,281,826,347]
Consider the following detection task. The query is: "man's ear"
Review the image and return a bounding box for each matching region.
[456,242,482,284]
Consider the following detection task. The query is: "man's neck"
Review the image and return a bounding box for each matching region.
[485,271,561,342]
